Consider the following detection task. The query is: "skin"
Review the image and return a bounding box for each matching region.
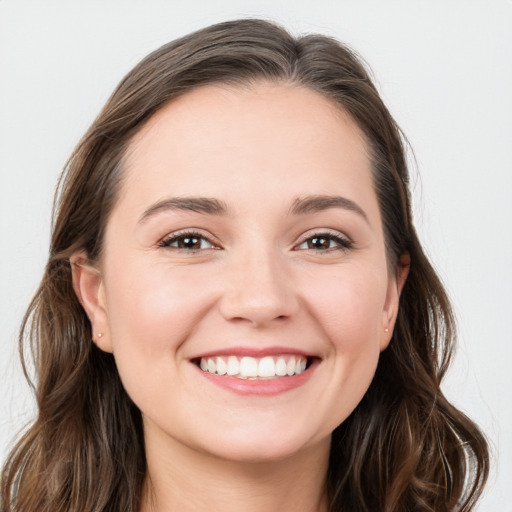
[73,83,408,511]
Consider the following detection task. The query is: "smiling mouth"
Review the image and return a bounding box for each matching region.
[195,355,313,380]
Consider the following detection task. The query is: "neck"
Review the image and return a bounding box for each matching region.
[140,423,330,512]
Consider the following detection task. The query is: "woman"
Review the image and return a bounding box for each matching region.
[1,19,488,512]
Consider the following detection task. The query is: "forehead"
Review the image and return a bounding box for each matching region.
[119,82,376,217]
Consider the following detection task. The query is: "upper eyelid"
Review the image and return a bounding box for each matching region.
[292,230,354,253]
[295,228,352,243]
[158,229,220,248]
[160,228,214,240]
[157,228,352,248]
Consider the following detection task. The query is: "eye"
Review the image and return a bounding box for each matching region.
[158,231,217,251]
[295,232,352,252]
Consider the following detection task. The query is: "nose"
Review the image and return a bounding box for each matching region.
[218,249,299,327]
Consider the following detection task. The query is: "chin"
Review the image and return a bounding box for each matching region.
[194,424,331,464]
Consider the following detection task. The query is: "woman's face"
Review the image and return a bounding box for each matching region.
[78,83,403,462]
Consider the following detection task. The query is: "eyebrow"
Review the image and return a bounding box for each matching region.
[138,197,228,223]
[289,195,369,222]
[138,194,368,224]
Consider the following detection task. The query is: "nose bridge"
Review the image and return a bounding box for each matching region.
[219,239,297,326]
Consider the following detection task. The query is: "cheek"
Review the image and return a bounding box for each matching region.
[300,263,387,420]
[103,260,216,359]
[101,261,219,416]
[302,263,387,351]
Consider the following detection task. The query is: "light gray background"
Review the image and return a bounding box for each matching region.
[1,1,511,510]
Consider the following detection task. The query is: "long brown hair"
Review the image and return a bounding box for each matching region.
[1,19,488,512]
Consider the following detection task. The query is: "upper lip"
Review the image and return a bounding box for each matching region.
[190,346,318,360]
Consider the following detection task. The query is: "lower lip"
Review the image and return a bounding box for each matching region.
[194,360,318,396]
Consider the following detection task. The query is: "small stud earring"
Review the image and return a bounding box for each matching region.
[97,333,103,338]
[384,328,389,333]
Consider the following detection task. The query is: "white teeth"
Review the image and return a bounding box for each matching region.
[275,357,287,376]
[216,357,227,376]
[240,356,258,378]
[197,354,309,379]
[286,357,296,376]
[226,356,239,376]
[258,356,276,378]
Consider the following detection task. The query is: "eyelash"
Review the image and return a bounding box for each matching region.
[158,230,353,253]
[295,231,353,253]
[158,231,217,252]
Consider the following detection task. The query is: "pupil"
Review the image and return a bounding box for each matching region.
[181,237,199,249]
[310,237,329,249]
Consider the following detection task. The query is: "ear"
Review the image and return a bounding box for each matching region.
[380,252,410,351]
[70,251,113,353]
